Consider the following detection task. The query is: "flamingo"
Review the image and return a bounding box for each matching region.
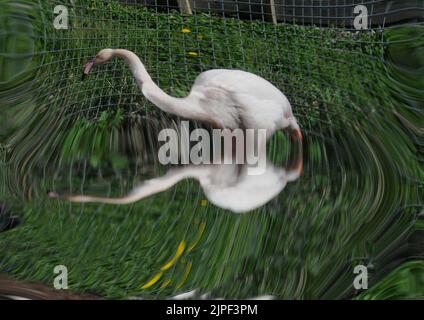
[82,49,302,142]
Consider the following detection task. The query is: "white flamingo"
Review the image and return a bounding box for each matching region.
[82,49,302,142]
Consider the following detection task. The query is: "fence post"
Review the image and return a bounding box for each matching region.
[177,0,193,14]
[269,0,278,24]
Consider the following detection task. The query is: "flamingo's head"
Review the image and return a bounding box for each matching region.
[83,48,114,77]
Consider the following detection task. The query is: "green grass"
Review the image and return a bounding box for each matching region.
[0,1,422,299]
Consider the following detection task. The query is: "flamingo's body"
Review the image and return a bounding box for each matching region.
[175,69,297,137]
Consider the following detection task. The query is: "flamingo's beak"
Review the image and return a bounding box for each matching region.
[82,58,96,80]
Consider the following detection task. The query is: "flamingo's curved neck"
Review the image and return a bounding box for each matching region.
[113,49,209,123]
[114,49,152,84]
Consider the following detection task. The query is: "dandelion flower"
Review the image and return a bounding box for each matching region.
[187,51,199,57]
[181,28,191,33]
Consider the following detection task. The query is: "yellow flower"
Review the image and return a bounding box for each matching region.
[181,28,191,33]
[161,241,186,271]
[141,272,163,289]
[187,51,199,57]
